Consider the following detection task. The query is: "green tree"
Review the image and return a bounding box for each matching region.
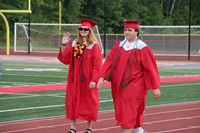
[80,0,105,32]
[105,0,124,33]
[138,1,164,25]
[0,0,199,36]
[122,0,140,20]
[0,0,27,36]
[191,0,200,25]
[62,0,84,23]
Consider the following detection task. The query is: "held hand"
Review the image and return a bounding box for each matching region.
[97,77,104,90]
[89,82,96,89]
[62,32,71,45]
[152,89,161,99]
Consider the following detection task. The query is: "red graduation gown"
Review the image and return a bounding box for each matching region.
[58,41,102,121]
[101,39,160,128]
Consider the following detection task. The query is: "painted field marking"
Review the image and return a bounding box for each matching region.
[144,115,200,124]
[1,111,199,133]
[158,126,200,133]
[0,82,199,113]
[0,92,65,100]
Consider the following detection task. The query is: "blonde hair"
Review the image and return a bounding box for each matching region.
[76,28,99,44]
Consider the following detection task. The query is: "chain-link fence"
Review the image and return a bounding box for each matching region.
[100,26,200,58]
[13,24,200,59]
[0,61,2,80]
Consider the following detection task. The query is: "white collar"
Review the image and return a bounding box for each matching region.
[120,39,138,51]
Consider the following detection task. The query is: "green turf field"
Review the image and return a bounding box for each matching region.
[0,59,200,122]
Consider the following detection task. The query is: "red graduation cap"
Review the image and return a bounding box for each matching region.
[79,18,97,28]
[124,20,141,29]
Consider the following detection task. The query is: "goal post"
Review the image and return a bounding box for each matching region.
[0,0,32,55]
[14,23,104,54]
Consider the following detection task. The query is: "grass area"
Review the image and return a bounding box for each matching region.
[159,67,200,77]
[0,81,200,122]
[0,59,200,122]
[1,61,200,86]
[1,61,67,86]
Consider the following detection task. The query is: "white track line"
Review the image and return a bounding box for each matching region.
[146,101,200,108]
[1,114,199,133]
[0,103,200,126]
[78,126,120,133]
[144,116,200,124]
[145,107,200,116]
[158,126,200,133]
[0,102,199,133]
[0,123,69,133]
[0,110,114,126]
[0,118,116,133]
[0,105,64,113]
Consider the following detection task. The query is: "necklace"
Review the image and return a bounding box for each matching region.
[74,41,89,58]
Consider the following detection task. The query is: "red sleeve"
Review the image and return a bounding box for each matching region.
[91,44,103,82]
[57,42,73,65]
[101,43,120,79]
[141,46,160,90]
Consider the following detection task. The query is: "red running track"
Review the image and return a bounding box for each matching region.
[0,101,199,133]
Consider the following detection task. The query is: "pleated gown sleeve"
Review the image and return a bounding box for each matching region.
[91,44,102,82]
[57,42,73,65]
[141,46,160,90]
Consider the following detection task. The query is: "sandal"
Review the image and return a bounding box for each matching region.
[68,129,76,133]
[85,128,92,133]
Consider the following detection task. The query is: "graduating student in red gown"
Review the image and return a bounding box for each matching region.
[58,18,102,133]
[97,20,161,133]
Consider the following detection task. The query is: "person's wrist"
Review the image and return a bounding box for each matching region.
[61,43,67,46]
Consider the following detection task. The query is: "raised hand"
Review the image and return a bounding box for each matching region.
[62,32,71,45]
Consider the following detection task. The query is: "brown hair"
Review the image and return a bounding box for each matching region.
[135,29,139,36]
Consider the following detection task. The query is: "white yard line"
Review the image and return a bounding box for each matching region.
[0,104,64,113]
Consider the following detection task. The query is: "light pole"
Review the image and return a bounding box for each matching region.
[188,0,191,60]
[103,0,107,57]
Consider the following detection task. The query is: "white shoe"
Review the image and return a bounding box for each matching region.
[133,127,146,133]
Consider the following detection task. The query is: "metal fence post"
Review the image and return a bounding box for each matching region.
[0,61,2,80]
